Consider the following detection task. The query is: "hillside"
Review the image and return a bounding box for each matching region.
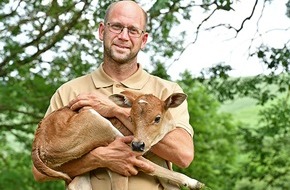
[219,97,262,127]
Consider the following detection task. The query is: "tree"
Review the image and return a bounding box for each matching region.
[174,71,240,190]
[194,2,290,188]
[240,100,290,189]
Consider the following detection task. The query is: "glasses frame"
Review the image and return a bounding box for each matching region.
[106,22,145,38]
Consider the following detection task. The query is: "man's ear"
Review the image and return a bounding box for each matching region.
[98,22,105,41]
[140,32,148,49]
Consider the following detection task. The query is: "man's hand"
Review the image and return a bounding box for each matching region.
[90,136,154,176]
[68,92,134,133]
[68,92,121,118]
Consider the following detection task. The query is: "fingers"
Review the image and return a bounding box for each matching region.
[121,156,154,176]
[67,97,77,108]
[116,136,134,144]
[133,157,155,173]
[114,137,154,175]
[68,93,102,111]
[115,156,151,177]
[95,137,153,177]
[69,100,90,111]
[68,94,89,111]
[123,164,139,176]
[67,93,116,116]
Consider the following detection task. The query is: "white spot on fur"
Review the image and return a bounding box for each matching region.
[88,109,123,137]
[138,99,148,104]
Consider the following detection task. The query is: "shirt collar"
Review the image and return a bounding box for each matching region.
[91,63,150,90]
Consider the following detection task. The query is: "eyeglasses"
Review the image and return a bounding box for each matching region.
[106,22,144,38]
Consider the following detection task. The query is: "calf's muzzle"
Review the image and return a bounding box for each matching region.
[131,141,145,152]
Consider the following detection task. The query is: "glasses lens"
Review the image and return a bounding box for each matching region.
[128,27,142,37]
[107,23,143,38]
[107,23,121,33]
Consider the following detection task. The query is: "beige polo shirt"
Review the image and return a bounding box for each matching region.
[46,63,193,189]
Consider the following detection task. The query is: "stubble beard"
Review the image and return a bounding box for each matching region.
[104,44,138,64]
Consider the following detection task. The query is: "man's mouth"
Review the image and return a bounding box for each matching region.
[114,44,130,49]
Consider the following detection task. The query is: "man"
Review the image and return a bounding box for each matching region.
[32,1,194,189]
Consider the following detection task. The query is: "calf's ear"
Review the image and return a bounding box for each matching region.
[164,93,187,109]
[109,94,134,108]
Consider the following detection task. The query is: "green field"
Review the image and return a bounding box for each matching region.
[219,82,286,127]
[219,97,262,127]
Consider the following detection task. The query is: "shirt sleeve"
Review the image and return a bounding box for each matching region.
[45,90,65,116]
[168,84,194,137]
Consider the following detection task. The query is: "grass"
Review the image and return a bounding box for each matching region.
[219,97,262,127]
[219,90,288,127]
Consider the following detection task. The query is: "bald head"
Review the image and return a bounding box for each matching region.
[104,0,148,30]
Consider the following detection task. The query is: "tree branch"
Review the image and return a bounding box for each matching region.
[0,122,38,133]
[167,8,218,69]
[0,105,43,119]
[0,0,91,77]
[168,0,260,69]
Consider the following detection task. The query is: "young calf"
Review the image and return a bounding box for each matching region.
[32,91,204,190]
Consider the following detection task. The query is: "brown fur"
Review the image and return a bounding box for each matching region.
[32,91,204,190]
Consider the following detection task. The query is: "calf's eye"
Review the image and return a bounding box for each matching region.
[154,115,161,124]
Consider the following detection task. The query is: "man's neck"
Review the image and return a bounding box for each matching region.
[102,61,139,82]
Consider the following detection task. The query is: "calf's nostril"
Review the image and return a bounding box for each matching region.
[131,141,145,152]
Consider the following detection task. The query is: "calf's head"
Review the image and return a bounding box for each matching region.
[109,91,187,153]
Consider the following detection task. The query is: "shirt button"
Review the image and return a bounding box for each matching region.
[115,84,122,88]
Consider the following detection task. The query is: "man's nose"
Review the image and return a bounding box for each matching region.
[118,28,130,40]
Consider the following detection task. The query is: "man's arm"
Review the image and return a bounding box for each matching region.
[32,136,154,182]
[151,128,194,168]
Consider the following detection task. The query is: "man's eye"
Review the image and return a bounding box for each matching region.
[111,24,123,30]
[129,28,139,34]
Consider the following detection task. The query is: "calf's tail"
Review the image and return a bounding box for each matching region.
[32,148,72,184]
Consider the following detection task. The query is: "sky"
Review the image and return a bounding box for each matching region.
[139,0,290,80]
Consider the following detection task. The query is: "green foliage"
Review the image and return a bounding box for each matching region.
[256,45,290,73]
[197,42,290,105]
[150,62,171,80]
[0,1,109,189]
[195,45,290,189]
[174,71,240,190]
[195,42,290,189]
[0,133,64,190]
[146,0,193,65]
[287,0,290,18]
[237,100,290,189]
[199,69,289,105]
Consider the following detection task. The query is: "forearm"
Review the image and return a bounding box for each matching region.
[54,149,102,178]
[33,148,102,182]
[150,128,194,168]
